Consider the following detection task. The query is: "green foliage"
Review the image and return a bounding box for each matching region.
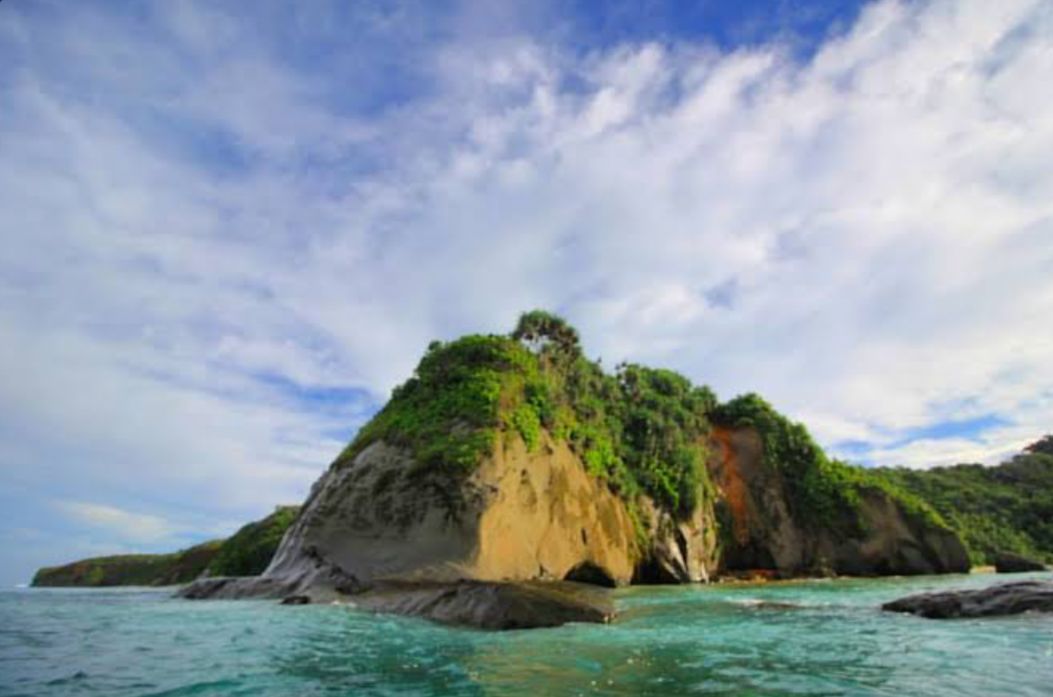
[207,506,300,577]
[511,310,581,359]
[875,447,1053,564]
[339,313,722,522]
[337,334,535,475]
[31,540,224,587]
[506,403,542,451]
[615,365,717,518]
[712,394,946,534]
[32,505,302,587]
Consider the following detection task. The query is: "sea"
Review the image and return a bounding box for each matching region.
[1,572,1050,696]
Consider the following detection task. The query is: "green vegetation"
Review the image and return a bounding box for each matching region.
[333,309,1050,563]
[712,394,945,535]
[875,441,1053,564]
[206,505,300,577]
[32,506,300,587]
[339,311,719,521]
[337,333,538,475]
[31,539,222,587]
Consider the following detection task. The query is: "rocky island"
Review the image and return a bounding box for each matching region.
[174,312,970,626]
[37,313,1053,629]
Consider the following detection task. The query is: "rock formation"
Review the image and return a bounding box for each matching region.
[164,312,971,628]
[709,426,970,577]
[883,580,1053,618]
[261,435,638,594]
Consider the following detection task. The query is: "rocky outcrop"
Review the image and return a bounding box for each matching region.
[633,497,718,584]
[994,552,1047,573]
[178,422,968,630]
[707,426,970,577]
[239,434,639,598]
[883,581,1053,618]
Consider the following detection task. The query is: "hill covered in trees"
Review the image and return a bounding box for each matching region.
[876,437,1053,564]
[32,506,298,587]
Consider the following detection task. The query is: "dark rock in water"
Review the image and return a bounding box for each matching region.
[281,595,311,605]
[353,580,615,630]
[882,581,1053,618]
[176,576,297,600]
[178,575,613,630]
[994,552,1047,573]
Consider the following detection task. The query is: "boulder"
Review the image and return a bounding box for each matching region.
[994,552,1047,573]
[882,580,1053,618]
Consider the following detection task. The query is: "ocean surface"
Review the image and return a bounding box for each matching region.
[2,572,1050,697]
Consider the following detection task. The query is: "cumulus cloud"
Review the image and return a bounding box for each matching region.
[0,0,1051,581]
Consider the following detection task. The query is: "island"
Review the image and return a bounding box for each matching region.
[36,312,1053,628]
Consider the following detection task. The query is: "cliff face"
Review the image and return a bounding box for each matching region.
[263,434,639,592]
[247,421,963,601]
[708,426,969,576]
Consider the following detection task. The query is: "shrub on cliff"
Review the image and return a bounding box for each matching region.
[338,311,719,521]
[207,506,300,577]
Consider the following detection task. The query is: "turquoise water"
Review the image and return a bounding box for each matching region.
[2,573,1050,696]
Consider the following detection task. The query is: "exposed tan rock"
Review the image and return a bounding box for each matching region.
[261,432,639,594]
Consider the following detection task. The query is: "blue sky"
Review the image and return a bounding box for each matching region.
[1,0,1051,586]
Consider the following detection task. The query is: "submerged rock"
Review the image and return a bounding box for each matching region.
[994,552,1047,573]
[882,581,1053,618]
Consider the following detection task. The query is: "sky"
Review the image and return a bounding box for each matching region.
[0,0,1051,586]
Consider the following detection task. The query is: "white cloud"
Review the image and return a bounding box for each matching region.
[56,502,178,545]
[1,0,1052,582]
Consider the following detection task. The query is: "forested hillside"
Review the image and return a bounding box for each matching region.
[876,437,1053,564]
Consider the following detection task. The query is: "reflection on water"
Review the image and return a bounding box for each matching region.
[1,572,1050,696]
